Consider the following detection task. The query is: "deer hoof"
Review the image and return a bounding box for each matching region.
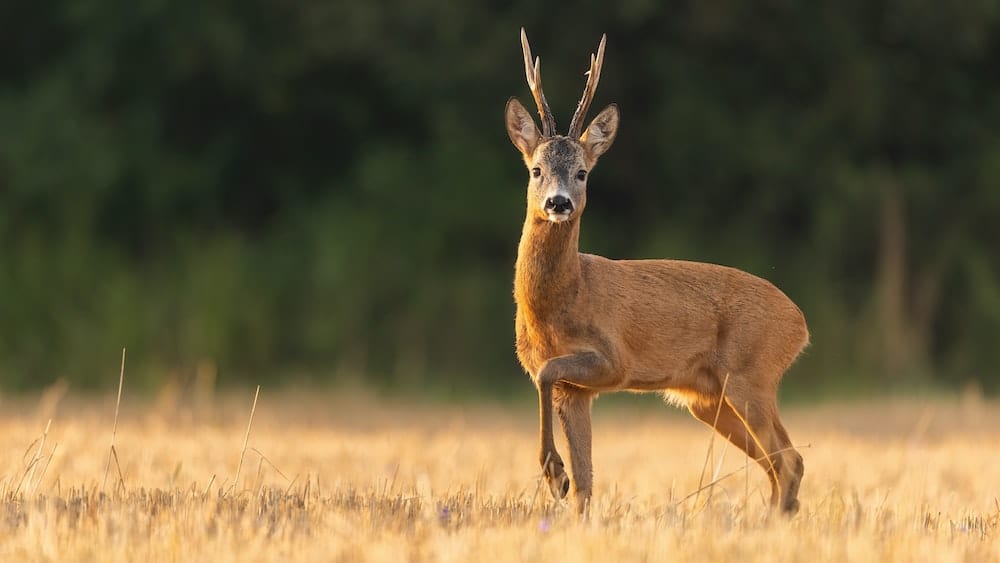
[544,461,570,500]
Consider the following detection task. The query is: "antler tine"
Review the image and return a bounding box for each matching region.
[568,33,607,138]
[520,27,556,137]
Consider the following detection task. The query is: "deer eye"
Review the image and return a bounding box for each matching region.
[532,167,541,178]
[576,170,587,181]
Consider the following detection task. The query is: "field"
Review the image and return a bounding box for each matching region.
[1,386,999,562]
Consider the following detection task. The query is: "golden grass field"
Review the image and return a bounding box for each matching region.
[1,384,998,562]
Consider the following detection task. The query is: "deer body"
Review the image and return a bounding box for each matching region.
[507,30,808,516]
[516,246,807,395]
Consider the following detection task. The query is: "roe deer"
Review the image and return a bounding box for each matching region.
[506,29,809,515]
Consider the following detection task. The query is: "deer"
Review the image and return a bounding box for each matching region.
[506,29,809,516]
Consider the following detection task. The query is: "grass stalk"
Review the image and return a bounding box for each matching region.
[230,385,261,494]
[103,348,126,492]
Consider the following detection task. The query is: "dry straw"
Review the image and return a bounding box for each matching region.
[102,347,127,492]
[230,385,261,494]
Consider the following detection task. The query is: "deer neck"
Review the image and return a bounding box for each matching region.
[515,215,582,318]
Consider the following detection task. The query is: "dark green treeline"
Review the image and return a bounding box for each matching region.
[2,1,999,395]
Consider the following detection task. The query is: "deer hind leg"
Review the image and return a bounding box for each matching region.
[554,385,596,515]
[722,388,803,515]
[768,413,804,512]
[688,398,778,499]
[689,391,803,514]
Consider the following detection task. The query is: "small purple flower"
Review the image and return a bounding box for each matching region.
[438,505,451,524]
[539,518,551,533]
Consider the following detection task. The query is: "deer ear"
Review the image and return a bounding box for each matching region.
[580,104,619,161]
[505,98,541,158]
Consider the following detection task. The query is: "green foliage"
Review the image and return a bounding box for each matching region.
[1,1,999,393]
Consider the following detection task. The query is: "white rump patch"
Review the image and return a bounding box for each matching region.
[661,389,696,409]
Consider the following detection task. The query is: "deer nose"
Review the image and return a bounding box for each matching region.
[544,195,573,214]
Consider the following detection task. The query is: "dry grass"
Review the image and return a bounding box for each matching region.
[1,387,999,562]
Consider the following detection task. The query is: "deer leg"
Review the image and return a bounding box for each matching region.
[769,412,804,514]
[720,390,803,515]
[537,382,569,499]
[689,398,777,499]
[535,351,615,502]
[554,385,596,515]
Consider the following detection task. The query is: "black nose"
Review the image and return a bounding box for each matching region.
[544,195,573,214]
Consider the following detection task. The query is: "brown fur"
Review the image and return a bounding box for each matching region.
[506,31,809,516]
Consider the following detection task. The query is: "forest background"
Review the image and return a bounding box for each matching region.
[2,1,999,398]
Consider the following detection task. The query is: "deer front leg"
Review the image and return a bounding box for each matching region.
[537,382,570,500]
[555,385,595,515]
[536,351,616,504]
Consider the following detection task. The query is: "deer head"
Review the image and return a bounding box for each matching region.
[505,28,620,224]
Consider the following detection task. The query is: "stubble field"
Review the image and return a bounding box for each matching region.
[1,386,998,562]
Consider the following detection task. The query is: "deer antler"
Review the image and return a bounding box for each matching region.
[520,28,556,137]
[567,33,607,139]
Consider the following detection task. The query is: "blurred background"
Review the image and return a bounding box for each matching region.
[1,1,999,398]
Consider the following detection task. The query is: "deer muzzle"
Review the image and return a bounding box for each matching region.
[543,194,574,221]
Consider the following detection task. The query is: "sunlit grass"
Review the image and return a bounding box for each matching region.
[1,388,998,562]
